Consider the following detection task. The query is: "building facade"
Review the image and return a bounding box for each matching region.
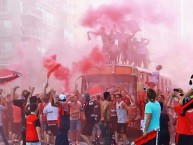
[0,0,64,68]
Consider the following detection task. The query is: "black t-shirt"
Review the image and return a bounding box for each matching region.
[13,99,26,126]
[160,112,169,133]
[94,102,101,123]
[83,101,95,124]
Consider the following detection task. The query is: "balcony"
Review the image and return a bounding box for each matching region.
[0,29,12,37]
[21,27,42,41]
[22,6,42,20]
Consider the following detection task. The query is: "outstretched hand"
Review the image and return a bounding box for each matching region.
[13,86,20,92]
[29,86,35,93]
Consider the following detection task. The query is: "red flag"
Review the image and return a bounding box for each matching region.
[132,130,157,145]
[0,69,22,84]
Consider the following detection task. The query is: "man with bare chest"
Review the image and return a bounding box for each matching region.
[69,95,82,144]
[99,92,111,145]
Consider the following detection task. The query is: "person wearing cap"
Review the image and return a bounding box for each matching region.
[51,93,71,145]
[80,93,96,145]
[167,88,193,145]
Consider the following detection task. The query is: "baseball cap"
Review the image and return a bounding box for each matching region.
[58,94,66,101]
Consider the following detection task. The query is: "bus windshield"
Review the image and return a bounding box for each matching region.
[82,74,137,95]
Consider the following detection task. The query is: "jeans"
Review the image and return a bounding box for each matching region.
[55,129,69,145]
[99,121,111,145]
[0,126,9,145]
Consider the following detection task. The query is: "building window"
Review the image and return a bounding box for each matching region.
[0,0,7,11]
[4,20,12,28]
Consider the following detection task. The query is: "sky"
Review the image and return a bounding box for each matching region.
[3,0,193,93]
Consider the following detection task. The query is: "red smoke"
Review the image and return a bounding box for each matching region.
[43,55,70,91]
[81,4,130,28]
[47,63,61,78]
[81,0,175,29]
[43,54,57,70]
[73,47,105,73]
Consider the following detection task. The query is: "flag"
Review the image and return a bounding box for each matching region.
[131,130,157,145]
[0,69,22,84]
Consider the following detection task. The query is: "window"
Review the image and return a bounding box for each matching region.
[0,41,12,51]
[4,20,12,28]
[0,0,7,11]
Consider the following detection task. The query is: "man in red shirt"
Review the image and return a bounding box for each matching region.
[26,103,41,145]
[167,89,193,145]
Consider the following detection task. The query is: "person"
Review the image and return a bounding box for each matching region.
[158,102,170,145]
[99,92,111,145]
[0,95,9,145]
[80,93,96,145]
[12,101,22,144]
[69,95,82,144]
[114,24,136,64]
[120,90,132,106]
[92,95,101,141]
[87,27,110,63]
[108,29,119,64]
[143,88,161,145]
[157,94,168,114]
[3,93,13,139]
[43,91,59,145]
[130,37,140,66]
[11,86,34,145]
[26,103,41,145]
[167,88,193,145]
[52,93,71,145]
[146,65,162,88]
[110,94,118,143]
[115,94,129,145]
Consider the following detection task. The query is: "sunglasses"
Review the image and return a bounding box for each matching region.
[189,74,193,85]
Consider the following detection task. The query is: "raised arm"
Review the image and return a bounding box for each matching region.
[179,88,193,105]
[27,86,35,103]
[87,31,100,40]
[167,92,178,109]
[11,86,20,100]
[43,82,49,98]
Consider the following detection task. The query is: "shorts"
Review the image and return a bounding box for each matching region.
[117,123,127,134]
[46,122,58,136]
[176,134,193,145]
[12,123,22,134]
[81,122,95,136]
[70,118,81,131]
[110,116,117,132]
[92,123,100,135]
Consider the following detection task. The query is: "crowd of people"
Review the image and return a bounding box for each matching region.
[87,25,150,68]
[0,82,193,145]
